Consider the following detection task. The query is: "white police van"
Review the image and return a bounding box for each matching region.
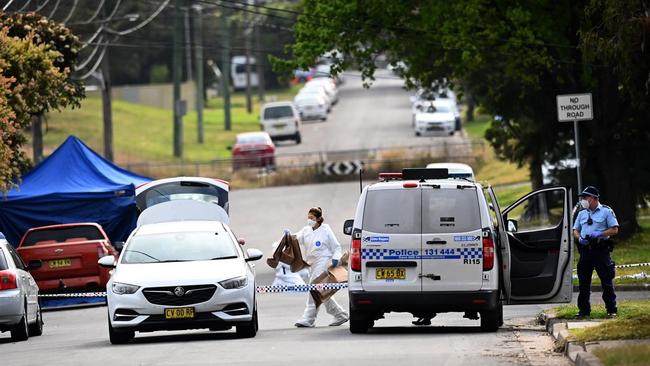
[343,168,573,333]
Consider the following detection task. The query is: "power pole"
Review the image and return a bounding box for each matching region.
[255,20,265,102]
[183,5,193,82]
[221,7,232,131]
[173,0,184,157]
[193,3,204,143]
[244,18,253,114]
[101,1,114,161]
[31,0,43,164]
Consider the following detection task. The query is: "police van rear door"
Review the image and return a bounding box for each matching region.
[501,187,573,304]
[360,185,422,292]
[420,184,484,291]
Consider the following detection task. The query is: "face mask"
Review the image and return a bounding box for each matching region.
[307,219,317,227]
[580,199,590,209]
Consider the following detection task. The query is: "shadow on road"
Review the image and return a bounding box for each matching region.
[100,330,243,346]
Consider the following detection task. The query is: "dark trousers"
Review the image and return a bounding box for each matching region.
[577,246,617,314]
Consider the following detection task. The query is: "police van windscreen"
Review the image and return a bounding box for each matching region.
[363,189,421,234]
[422,189,481,233]
[264,106,293,119]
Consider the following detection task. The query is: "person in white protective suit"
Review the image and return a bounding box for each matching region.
[293,207,349,328]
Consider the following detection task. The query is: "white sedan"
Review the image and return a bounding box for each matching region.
[293,93,329,121]
[414,101,457,136]
[100,219,263,344]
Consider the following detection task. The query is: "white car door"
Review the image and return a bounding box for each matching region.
[498,186,573,304]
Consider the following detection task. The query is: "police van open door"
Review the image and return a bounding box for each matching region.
[489,186,573,304]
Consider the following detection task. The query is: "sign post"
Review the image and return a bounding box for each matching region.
[556,93,593,192]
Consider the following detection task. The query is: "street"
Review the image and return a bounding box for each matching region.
[2,290,647,365]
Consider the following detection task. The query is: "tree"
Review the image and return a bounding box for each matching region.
[274,0,649,237]
[0,12,84,193]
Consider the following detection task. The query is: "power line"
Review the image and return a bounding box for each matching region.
[60,0,78,25]
[104,0,170,36]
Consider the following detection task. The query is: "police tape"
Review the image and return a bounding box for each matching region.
[572,262,650,271]
[37,283,349,298]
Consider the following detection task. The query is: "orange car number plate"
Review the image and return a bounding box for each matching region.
[165,308,195,320]
[48,259,72,268]
[375,268,406,280]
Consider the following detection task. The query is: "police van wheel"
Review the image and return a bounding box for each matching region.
[349,310,371,334]
[480,300,502,332]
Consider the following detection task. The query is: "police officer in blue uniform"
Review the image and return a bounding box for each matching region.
[573,186,619,318]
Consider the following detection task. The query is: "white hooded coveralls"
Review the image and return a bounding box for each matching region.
[294,224,347,325]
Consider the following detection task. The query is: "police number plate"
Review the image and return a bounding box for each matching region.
[375,268,406,280]
[165,307,195,319]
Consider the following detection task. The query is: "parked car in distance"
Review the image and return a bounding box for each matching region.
[297,86,332,112]
[136,177,230,215]
[293,93,328,121]
[100,219,263,344]
[16,223,118,291]
[1,233,43,342]
[413,101,457,136]
[304,78,338,105]
[230,132,276,170]
[260,102,302,144]
[426,162,475,181]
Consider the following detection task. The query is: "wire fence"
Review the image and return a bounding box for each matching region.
[124,140,486,184]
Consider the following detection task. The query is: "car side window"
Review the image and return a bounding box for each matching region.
[505,190,565,232]
[7,245,25,270]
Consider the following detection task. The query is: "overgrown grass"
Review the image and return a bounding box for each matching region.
[492,182,532,207]
[37,86,301,164]
[592,344,650,366]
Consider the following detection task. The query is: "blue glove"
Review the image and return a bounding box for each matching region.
[579,237,590,246]
[331,259,339,267]
[283,228,291,235]
[591,230,604,238]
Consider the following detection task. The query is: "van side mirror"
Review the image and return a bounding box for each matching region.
[343,219,354,236]
[27,260,42,271]
[113,241,125,253]
[507,219,518,233]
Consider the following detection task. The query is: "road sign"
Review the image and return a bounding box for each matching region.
[322,161,364,176]
[556,93,593,122]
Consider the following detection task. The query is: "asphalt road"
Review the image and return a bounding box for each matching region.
[2,291,648,365]
[274,70,472,154]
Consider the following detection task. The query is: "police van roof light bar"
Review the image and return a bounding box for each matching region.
[402,168,449,181]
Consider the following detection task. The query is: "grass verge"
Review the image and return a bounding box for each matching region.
[550,300,650,342]
[592,344,650,366]
[37,86,301,163]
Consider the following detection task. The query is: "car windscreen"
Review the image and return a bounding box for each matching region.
[422,189,481,233]
[0,247,8,270]
[137,181,229,212]
[236,135,268,144]
[263,106,293,119]
[363,189,421,234]
[21,226,105,247]
[121,231,238,264]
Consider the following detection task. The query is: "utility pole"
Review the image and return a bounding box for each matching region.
[255,20,265,102]
[244,2,253,114]
[221,6,232,131]
[193,3,204,143]
[183,5,193,82]
[31,0,43,164]
[173,0,184,157]
[101,1,114,162]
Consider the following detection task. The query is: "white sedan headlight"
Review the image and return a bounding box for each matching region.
[219,276,247,290]
[112,282,140,295]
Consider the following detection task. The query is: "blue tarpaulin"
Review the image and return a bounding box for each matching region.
[0,136,151,247]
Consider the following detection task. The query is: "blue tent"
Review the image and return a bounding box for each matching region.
[0,136,151,247]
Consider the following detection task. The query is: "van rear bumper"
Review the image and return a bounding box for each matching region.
[349,290,499,313]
